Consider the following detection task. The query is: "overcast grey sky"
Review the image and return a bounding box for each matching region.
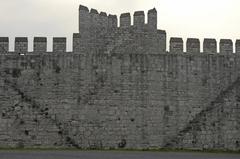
[0,0,240,51]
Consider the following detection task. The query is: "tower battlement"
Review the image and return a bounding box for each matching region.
[79,5,158,32]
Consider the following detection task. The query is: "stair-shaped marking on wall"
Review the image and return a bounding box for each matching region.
[1,71,81,148]
[164,77,240,148]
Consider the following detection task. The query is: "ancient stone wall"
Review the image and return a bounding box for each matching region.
[0,52,239,150]
[0,4,239,151]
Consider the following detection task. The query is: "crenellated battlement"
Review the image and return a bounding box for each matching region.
[0,36,240,54]
[186,38,200,53]
[203,38,217,54]
[0,4,239,56]
[53,37,66,53]
[34,37,47,52]
[120,13,131,27]
[170,37,183,53]
[169,37,240,54]
[0,37,9,53]
[108,14,118,29]
[0,37,68,53]
[220,39,233,54]
[79,5,118,32]
[236,40,240,54]
[133,11,145,27]
[15,37,28,53]
[0,4,240,151]
[148,8,157,29]
[79,5,157,32]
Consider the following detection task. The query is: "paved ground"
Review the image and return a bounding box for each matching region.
[0,151,239,159]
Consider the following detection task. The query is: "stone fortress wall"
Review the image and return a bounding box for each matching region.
[0,4,239,151]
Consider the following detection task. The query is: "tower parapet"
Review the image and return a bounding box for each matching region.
[134,11,145,27]
[99,12,108,30]
[79,5,118,35]
[203,38,217,54]
[34,37,47,52]
[220,39,233,54]
[90,9,100,30]
[120,13,131,28]
[79,5,90,33]
[15,37,28,54]
[186,38,200,53]
[53,37,66,53]
[108,14,117,29]
[148,8,157,29]
[170,37,183,53]
[0,37,9,53]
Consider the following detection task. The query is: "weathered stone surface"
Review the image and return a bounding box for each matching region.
[15,37,28,53]
[134,11,145,26]
[0,37,9,53]
[186,38,200,53]
[0,4,239,152]
[148,8,157,29]
[0,37,9,42]
[170,37,183,53]
[53,37,66,52]
[79,5,89,12]
[34,37,47,52]
[120,13,131,27]
[220,39,233,54]
[236,40,240,53]
[203,38,217,54]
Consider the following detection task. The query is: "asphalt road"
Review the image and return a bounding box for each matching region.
[0,151,239,159]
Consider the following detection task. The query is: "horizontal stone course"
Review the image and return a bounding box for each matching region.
[15,37,28,42]
[134,11,144,16]
[34,37,47,42]
[120,13,131,18]
[53,37,66,43]
[0,37,9,42]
